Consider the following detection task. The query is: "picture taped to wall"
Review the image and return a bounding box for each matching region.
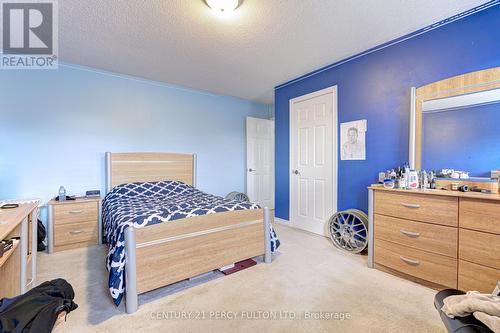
[341,120,367,160]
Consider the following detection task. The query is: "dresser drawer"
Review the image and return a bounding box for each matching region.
[54,221,98,246]
[460,198,500,235]
[375,239,457,288]
[374,191,458,226]
[54,202,98,225]
[459,229,500,270]
[375,214,457,258]
[458,260,500,293]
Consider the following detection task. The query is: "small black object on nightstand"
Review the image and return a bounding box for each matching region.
[85,190,101,198]
[54,196,76,201]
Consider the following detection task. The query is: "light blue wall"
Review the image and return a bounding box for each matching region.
[0,64,270,221]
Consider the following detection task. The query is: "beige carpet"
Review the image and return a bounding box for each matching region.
[38,224,445,333]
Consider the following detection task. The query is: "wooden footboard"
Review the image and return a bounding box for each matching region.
[136,208,265,293]
[124,207,271,313]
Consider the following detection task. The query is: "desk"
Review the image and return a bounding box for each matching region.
[0,201,39,298]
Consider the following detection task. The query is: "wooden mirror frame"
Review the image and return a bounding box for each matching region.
[410,67,500,169]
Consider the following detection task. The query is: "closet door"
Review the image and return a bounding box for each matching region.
[290,87,337,235]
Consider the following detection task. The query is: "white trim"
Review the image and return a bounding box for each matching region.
[288,86,338,235]
[273,216,292,230]
[409,87,416,169]
[274,217,330,239]
[289,86,336,105]
[274,217,290,226]
[58,63,244,101]
[246,117,275,209]
[274,2,500,90]
[422,88,500,113]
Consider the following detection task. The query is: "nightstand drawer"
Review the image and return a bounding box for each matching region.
[374,214,457,258]
[374,191,458,226]
[54,221,98,246]
[375,239,457,288]
[54,202,98,225]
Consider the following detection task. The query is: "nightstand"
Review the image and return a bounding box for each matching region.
[47,198,102,253]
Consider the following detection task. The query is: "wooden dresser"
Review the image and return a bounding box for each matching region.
[47,198,102,253]
[0,201,39,298]
[368,186,500,293]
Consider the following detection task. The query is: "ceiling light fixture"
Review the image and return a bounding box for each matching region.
[205,0,241,13]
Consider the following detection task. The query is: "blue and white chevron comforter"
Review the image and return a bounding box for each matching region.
[103,181,280,305]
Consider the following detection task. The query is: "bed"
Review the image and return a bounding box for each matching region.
[103,152,279,313]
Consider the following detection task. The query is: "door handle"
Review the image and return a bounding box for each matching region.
[399,256,420,266]
[69,210,84,214]
[70,230,84,235]
[401,203,420,209]
[248,168,256,172]
[292,170,300,175]
[400,229,420,238]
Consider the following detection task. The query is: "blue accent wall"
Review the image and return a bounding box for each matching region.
[274,4,500,220]
[0,64,270,219]
[422,103,500,177]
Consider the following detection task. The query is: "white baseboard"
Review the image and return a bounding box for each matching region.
[273,217,329,239]
[273,217,289,225]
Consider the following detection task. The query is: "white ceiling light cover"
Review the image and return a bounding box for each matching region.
[206,0,239,12]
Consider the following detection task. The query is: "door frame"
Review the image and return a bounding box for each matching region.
[288,85,338,232]
[246,116,275,209]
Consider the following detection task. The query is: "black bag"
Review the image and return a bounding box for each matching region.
[37,219,46,252]
[0,278,78,333]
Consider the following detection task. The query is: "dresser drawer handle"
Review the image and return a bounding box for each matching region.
[69,210,84,215]
[399,256,420,266]
[400,229,420,238]
[401,203,420,209]
[69,230,84,235]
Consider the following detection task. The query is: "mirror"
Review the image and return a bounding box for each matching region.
[421,94,500,177]
[410,67,500,178]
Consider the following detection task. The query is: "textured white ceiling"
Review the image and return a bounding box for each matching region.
[59,0,487,104]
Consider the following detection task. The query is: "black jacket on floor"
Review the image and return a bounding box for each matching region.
[0,279,78,333]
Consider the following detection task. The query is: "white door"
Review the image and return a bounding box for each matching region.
[246,117,274,209]
[290,87,337,236]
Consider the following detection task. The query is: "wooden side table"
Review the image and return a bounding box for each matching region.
[47,197,102,253]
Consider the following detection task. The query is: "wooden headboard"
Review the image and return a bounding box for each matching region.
[105,152,196,193]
